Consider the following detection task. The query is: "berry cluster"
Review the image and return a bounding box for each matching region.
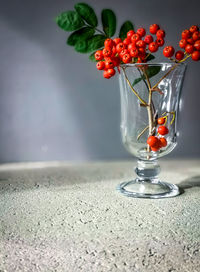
[147,117,169,152]
[163,25,200,61]
[95,24,166,79]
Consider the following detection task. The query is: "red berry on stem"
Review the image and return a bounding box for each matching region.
[116,43,126,53]
[123,38,131,46]
[130,48,139,57]
[191,51,200,61]
[137,28,146,37]
[107,68,116,77]
[103,48,112,57]
[182,29,191,39]
[131,33,141,43]
[122,53,131,63]
[136,40,146,48]
[157,117,165,125]
[185,44,194,54]
[179,39,187,48]
[127,30,135,39]
[138,47,146,56]
[187,38,194,45]
[104,58,114,69]
[159,138,167,147]
[156,38,165,47]
[149,42,159,52]
[103,70,111,79]
[158,126,169,135]
[147,136,159,147]
[156,29,165,38]
[119,49,128,58]
[95,50,103,61]
[113,38,122,45]
[104,38,114,48]
[128,43,136,51]
[175,50,184,61]
[189,25,199,33]
[192,31,200,41]
[163,46,175,57]
[149,24,160,34]
[194,40,200,51]
[144,35,153,44]
[96,61,105,70]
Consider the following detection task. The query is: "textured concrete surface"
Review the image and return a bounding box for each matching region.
[0,159,200,272]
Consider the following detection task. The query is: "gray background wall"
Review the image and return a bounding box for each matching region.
[0,0,199,162]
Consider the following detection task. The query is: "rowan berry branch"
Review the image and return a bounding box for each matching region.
[122,67,148,106]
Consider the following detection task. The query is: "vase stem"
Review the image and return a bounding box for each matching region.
[135,159,161,182]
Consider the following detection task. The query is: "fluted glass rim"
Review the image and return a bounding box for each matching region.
[120,62,187,68]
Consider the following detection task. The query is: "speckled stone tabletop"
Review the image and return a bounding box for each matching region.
[0,159,200,272]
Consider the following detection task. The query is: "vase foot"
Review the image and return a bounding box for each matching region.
[117,179,180,199]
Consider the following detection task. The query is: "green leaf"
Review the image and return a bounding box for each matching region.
[56,10,84,31]
[67,27,95,46]
[132,66,161,86]
[89,52,97,62]
[75,34,106,53]
[88,35,106,51]
[146,54,155,62]
[74,3,98,27]
[101,9,116,37]
[119,21,134,40]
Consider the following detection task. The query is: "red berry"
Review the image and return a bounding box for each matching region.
[102,48,112,57]
[127,30,135,39]
[129,48,139,58]
[128,43,136,51]
[116,43,126,53]
[111,46,117,57]
[156,38,165,47]
[123,38,131,46]
[104,38,114,48]
[175,50,184,61]
[147,136,159,147]
[144,35,153,44]
[131,33,141,43]
[119,49,128,58]
[192,31,200,41]
[156,29,165,38]
[179,39,187,48]
[157,117,165,125]
[189,25,199,33]
[112,56,120,66]
[103,70,111,79]
[138,47,146,56]
[107,68,116,77]
[163,46,175,58]
[191,51,200,61]
[159,138,167,147]
[136,40,146,48]
[137,28,146,37]
[96,61,105,70]
[137,57,142,63]
[185,44,194,54]
[113,38,122,45]
[158,126,169,135]
[182,29,191,39]
[187,38,194,45]
[151,146,160,152]
[149,42,159,52]
[122,53,131,63]
[104,58,114,69]
[95,50,103,61]
[194,40,200,51]
[149,24,159,34]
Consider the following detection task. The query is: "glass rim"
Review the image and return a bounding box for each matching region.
[119,62,187,68]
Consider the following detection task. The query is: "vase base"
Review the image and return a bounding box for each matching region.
[117,179,180,199]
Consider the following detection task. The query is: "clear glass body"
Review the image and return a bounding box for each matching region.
[117,63,186,198]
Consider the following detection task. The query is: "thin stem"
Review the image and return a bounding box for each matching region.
[122,68,148,106]
[152,54,190,90]
[84,23,106,36]
[137,125,149,140]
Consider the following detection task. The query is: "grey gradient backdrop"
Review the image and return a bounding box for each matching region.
[0,0,200,162]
